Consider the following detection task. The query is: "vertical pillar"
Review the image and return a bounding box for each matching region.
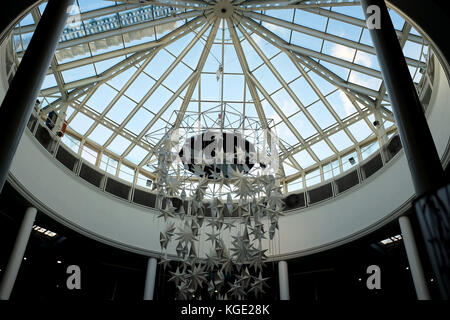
[360,0,445,195]
[0,0,74,193]
[143,257,157,300]
[278,260,290,300]
[360,0,448,299]
[0,207,37,300]
[399,216,431,300]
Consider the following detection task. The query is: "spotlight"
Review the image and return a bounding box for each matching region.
[349,157,356,165]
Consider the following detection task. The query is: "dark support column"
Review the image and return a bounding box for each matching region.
[0,0,74,193]
[360,0,449,299]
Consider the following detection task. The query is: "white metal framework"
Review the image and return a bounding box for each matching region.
[12,0,430,192]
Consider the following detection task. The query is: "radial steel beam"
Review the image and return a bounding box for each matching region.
[37,15,206,74]
[102,19,215,152]
[242,10,425,70]
[236,20,340,154]
[303,7,424,45]
[240,15,383,79]
[289,53,362,144]
[228,17,306,171]
[137,71,200,167]
[56,10,204,51]
[14,3,142,35]
[136,18,221,166]
[172,17,221,129]
[41,50,153,113]
[81,55,156,141]
[113,0,211,10]
[42,16,206,114]
[239,0,361,10]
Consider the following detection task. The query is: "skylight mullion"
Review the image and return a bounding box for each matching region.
[65,86,100,129]
[294,54,378,144]
[102,19,214,151]
[240,16,384,80]
[303,7,424,45]
[68,103,154,159]
[163,48,196,72]
[83,57,154,142]
[133,19,221,165]
[116,0,212,10]
[236,21,339,154]
[283,124,397,178]
[282,107,378,160]
[248,70,321,163]
[244,11,375,56]
[171,18,221,130]
[136,70,201,167]
[239,0,361,11]
[227,18,268,128]
[42,51,154,115]
[56,10,205,51]
[44,17,208,114]
[228,16,305,172]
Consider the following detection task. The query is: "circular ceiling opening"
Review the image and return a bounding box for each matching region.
[13,0,430,194]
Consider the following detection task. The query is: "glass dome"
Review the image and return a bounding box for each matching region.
[12,0,430,192]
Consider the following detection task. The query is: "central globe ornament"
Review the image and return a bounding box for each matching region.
[179,130,260,179]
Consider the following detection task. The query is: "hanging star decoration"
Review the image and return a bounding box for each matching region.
[227,279,246,300]
[176,221,197,245]
[204,250,220,271]
[169,266,185,286]
[158,200,177,221]
[151,114,286,300]
[159,253,171,271]
[205,229,220,245]
[186,264,207,291]
[248,272,270,298]
[231,168,254,200]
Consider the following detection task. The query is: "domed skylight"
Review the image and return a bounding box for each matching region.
[12,0,429,191]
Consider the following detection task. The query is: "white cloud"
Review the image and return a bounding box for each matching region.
[349,72,381,91]
[331,44,374,68]
[331,44,356,62]
[339,91,355,117]
[354,51,374,68]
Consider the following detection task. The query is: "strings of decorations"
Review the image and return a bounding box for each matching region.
[146,104,285,300]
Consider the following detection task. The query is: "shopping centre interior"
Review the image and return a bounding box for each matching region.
[0,0,449,300]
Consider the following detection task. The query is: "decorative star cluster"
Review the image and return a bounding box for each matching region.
[148,107,285,300]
